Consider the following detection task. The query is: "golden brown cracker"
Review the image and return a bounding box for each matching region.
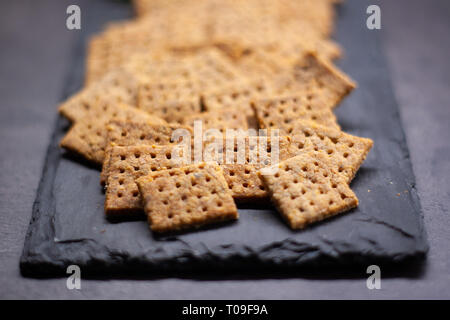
[202,80,272,130]
[137,80,202,124]
[183,106,249,135]
[60,103,158,164]
[260,152,358,230]
[203,135,293,202]
[136,162,238,233]
[100,120,192,184]
[278,52,356,108]
[252,95,340,131]
[105,144,190,216]
[285,121,373,183]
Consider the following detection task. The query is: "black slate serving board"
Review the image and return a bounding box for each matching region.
[20,0,428,277]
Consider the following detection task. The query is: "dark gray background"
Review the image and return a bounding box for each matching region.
[0,0,448,299]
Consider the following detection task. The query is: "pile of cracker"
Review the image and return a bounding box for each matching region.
[59,0,373,233]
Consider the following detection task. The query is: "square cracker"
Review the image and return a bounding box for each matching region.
[269,52,356,110]
[136,162,238,233]
[84,16,209,84]
[202,80,272,130]
[105,144,190,217]
[183,106,249,134]
[284,120,373,183]
[260,152,358,230]
[100,120,192,184]
[203,135,293,202]
[202,79,272,112]
[60,67,143,122]
[252,95,340,131]
[137,80,202,124]
[60,103,161,164]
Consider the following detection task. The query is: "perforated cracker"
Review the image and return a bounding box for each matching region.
[285,121,373,183]
[84,14,211,83]
[183,106,249,134]
[136,162,238,233]
[137,80,202,124]
[253,95,340,131]
[268,52,356,109]
[60,103,159,164]
[209,1,339,61]
[100,120,192,184]
[59,84,133,123]
[202,80,273,130]
[260,152,358,230]
[203,80,272,111]
[133,48,244,91]
[105,144,190,216]
[203,135,293,202]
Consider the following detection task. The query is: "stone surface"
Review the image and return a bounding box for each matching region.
[19,0,428,277]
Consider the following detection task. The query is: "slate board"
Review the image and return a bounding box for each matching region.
[20,0,428,277]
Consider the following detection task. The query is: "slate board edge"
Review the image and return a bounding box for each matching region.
[19,0,428,278]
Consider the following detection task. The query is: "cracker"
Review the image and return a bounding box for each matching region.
[252,95,340,131]
[60,103,160,164]
[183,106,249,134]
[269,52,356,109]
[210,4,338,60]
[260,152,358,229]
[60,67,144,122]
[105,144,190,216]
[203,53,354,125]
[100,120,192,184]
[285,121,373,183]
[136,162,238,233]
[137,80,202,124]
[202,80,272,130]
[203,135,293,202]
[84,16,210,83]
[203,80,272,111]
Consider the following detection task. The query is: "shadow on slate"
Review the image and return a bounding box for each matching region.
[20,0,428,279]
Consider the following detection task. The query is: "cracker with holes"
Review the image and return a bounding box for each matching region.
[202,80,272,130]
[59,85,133,123]
[183,106,249,134]
[260,152,359,230]
[137,80,202,124]
[100,120,192,184]
[105,144,190,216]
[60,67,144,121]
[202,80,272,111]
[203,135,293,202]
[269,52,356,109]
[252,95,340,131]
[60,103,159,164]
[136,162,238,233]
[284,121,373,183]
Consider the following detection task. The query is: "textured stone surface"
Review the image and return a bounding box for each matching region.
[18,0,428,277]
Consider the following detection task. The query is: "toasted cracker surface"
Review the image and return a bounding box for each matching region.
[100,120,192,184]
[253,95,340,131]
[183,106,249,134]
[284,121,373,183]
[60,103,157,164]
[136,162,238,232]
[203,135,293,201]
[260,152,358,229]
[105,144,190,216]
